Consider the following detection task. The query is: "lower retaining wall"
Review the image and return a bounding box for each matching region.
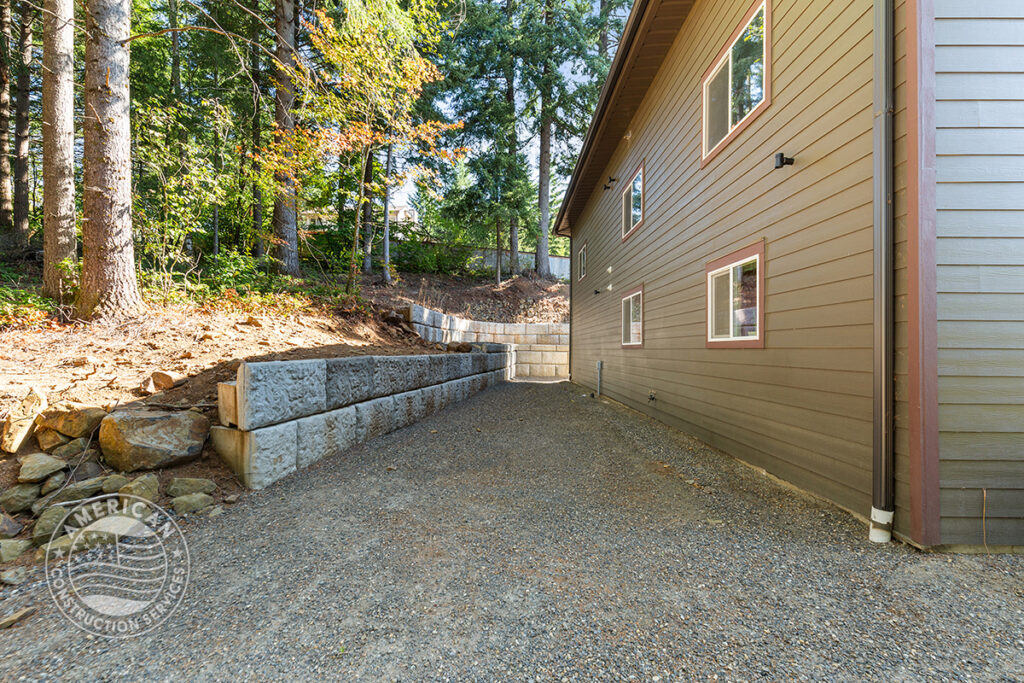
[211,349,511,489]
[404,305,568,379]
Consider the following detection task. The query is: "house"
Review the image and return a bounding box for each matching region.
[556,0,1023,550]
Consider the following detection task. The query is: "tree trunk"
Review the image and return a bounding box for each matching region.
[503,0,519,275]
[250,3,263,258]
[272,0,299,275]
[495,219,501,285]
[169,0,180,99]
[42,0,75,300]
[360,153,373,274]
[0,0,14,234]
[599,0,608,57]
[382,144,393,284]
[536,117,553,279]
[534,0,553,279]
[77,0,142,320]
[344,147,370,294]
[12,1,32,246]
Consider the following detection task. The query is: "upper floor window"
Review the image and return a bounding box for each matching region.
[702,1,770,162]
[706,241,765,348]
[578,243,587,280]
[621,162,644,240]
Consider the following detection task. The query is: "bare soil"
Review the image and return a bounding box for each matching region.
[361,272,569,324]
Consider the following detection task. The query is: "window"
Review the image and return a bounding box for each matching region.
[621,287,643,347]
[621,162,644,240]
[706,241,765,348]
[578,244,587,280]
[702,1,770,162]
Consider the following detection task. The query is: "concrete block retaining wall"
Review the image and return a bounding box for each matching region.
[404,305,568,379]
[211,350,511,489]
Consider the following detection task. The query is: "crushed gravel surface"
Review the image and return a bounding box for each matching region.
[0,382,1021,681]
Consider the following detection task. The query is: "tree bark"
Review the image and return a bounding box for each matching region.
[495,219,502,285]
[535,0,553,279]
[77,0,142,320]
[42,0,75,300]
[360,153,374,274]
[382,144,393,284]
[12,0,32,246]
[0,0,14,234]
[272,0,299,275]
[503,0,519,275]
[599,0,608,57]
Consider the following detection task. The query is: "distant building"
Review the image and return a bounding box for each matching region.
[388,204,419,225]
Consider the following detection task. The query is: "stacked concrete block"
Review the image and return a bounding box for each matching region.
[402,305,568,379]
[237,359,327,430]
[212,350,510,490]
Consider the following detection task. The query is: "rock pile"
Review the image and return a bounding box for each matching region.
[0,391,219,567]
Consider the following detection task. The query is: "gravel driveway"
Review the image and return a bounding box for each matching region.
[1,381,1021,681]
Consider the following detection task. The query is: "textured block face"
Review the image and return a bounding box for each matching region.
[238,360,327,430]
[357,397,396,439]
[392,390,425,429]
[371,357,413,398]
[470,353,487,374]
[426,355,446,384]
[296,406,362,468]
[325,357,374,409]
[405,356,432,390]
[444,355,473,382]
[212,422,297,490]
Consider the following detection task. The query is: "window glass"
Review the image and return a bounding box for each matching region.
[631,171,643,227]
[705,64,730,152]
[578,245,586,280]
[712,271,730,338]
[730,8,765,126]
[622,292,642,345]
[732,259,758,337]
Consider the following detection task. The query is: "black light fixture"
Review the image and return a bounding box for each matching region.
[774,152,795,169]
[603,184,611,191]
[608,176,618,183]
[594,289,601,295]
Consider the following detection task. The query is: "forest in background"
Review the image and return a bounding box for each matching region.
[0,0,627,323]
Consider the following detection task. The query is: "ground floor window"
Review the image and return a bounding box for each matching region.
[706,241,764,348]
[621,286,643,347]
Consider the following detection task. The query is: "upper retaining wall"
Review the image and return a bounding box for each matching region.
[212,349,512,489]
[404,305,568,379]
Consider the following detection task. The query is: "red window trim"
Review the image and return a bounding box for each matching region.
[621,160,646,242]
[620,283,645,349]
[705,240,765,349]
[700,0,773,168]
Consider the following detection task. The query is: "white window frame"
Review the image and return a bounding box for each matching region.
[701,1,768,160]
[621,289,643,347]
[621,162,645,240]
[706,254,760,342]
[578,243,587,281]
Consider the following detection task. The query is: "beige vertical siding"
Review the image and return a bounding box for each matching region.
[933,1,1024,546]
[570,0,877,516]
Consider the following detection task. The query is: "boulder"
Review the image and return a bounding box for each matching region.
[171,492,213,515]
[118,473,159,503]
[0,484,40,514]
[35,402,108,438]
[1,387,47,454]
[99,409,210,473]
[30,477,104,516]
[17,453,67,483]
[152,370,186,390]
[33,505,70,546]
[166,478,216,498]
[51,437,91,459]
[68,459,103,482]
[0,538,31,563]
[0,514,23,539]
[34,427,70,453]
[101,474,130,493]
[0,567,26,585]
[40,471,66,496]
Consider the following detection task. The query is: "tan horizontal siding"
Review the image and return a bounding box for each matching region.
[570,0,878,518]
[933,7,1024,545]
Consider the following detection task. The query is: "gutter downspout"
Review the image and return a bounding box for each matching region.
[871,0,895,543]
